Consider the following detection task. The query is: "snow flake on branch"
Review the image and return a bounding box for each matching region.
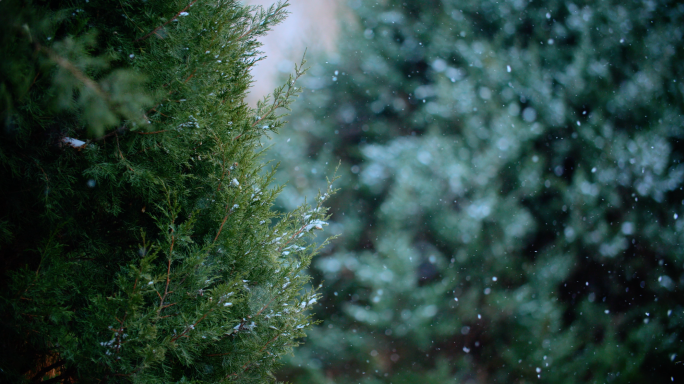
[303,219,327,233]
[62,137,86,148]
[177,115,199,130]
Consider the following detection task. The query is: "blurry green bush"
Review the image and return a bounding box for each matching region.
[271,0,684,382]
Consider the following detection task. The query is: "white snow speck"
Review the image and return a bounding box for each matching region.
[179,12,189,16]
[506,65,511,73]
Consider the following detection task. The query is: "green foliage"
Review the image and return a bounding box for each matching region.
[0,0,330,382]
[271,0,684,383]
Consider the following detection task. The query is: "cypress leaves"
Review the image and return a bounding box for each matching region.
[0,1,329,382]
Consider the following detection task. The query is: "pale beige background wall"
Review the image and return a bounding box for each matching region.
[244,0,340,105]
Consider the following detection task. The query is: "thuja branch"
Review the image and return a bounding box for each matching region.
[157,232,175,315]
[213,195,239,244]
[136,0,198,42]
[214,134,229,192]
[251,57,307,129]
[232,1,289,43]
[170,308,215,342]
[226,331,284,380]
[115,133,134,172]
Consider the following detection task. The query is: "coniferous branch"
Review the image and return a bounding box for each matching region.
[252,55,308,130]
[114,133,134,172]
[157,230,175,315]
[136,130,170,135]
[136,0,199,42]
[215,138,229,192]
[213,200,237,244]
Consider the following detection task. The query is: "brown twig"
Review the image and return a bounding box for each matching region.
[115,133,134,172]
[27,72,41,92]
[183,69,196,83]
[119,0,145,33]
[136,0,198,42]
[234,25,259,43]
[213,209,232,244]
[136,130,169,135]
[250,296,276,319]
[92,125,126,143]
[226,331,283,379]
[259,333,281,353]
[158,233,175,314]
[276,220,310,253]
[213,194,239,244]
[170,308,215,342]
[160,302,177,310]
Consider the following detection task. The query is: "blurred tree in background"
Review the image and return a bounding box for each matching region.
[272,0,684,382]
[0,0,329,382]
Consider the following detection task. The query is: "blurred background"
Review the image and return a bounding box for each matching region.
[250,0,684,383]
[244,0,340,106]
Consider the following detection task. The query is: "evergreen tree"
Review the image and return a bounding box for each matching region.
[271,0,684,383]
[0,0,330,382]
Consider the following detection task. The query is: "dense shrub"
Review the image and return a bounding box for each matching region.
[0,1,328,382]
